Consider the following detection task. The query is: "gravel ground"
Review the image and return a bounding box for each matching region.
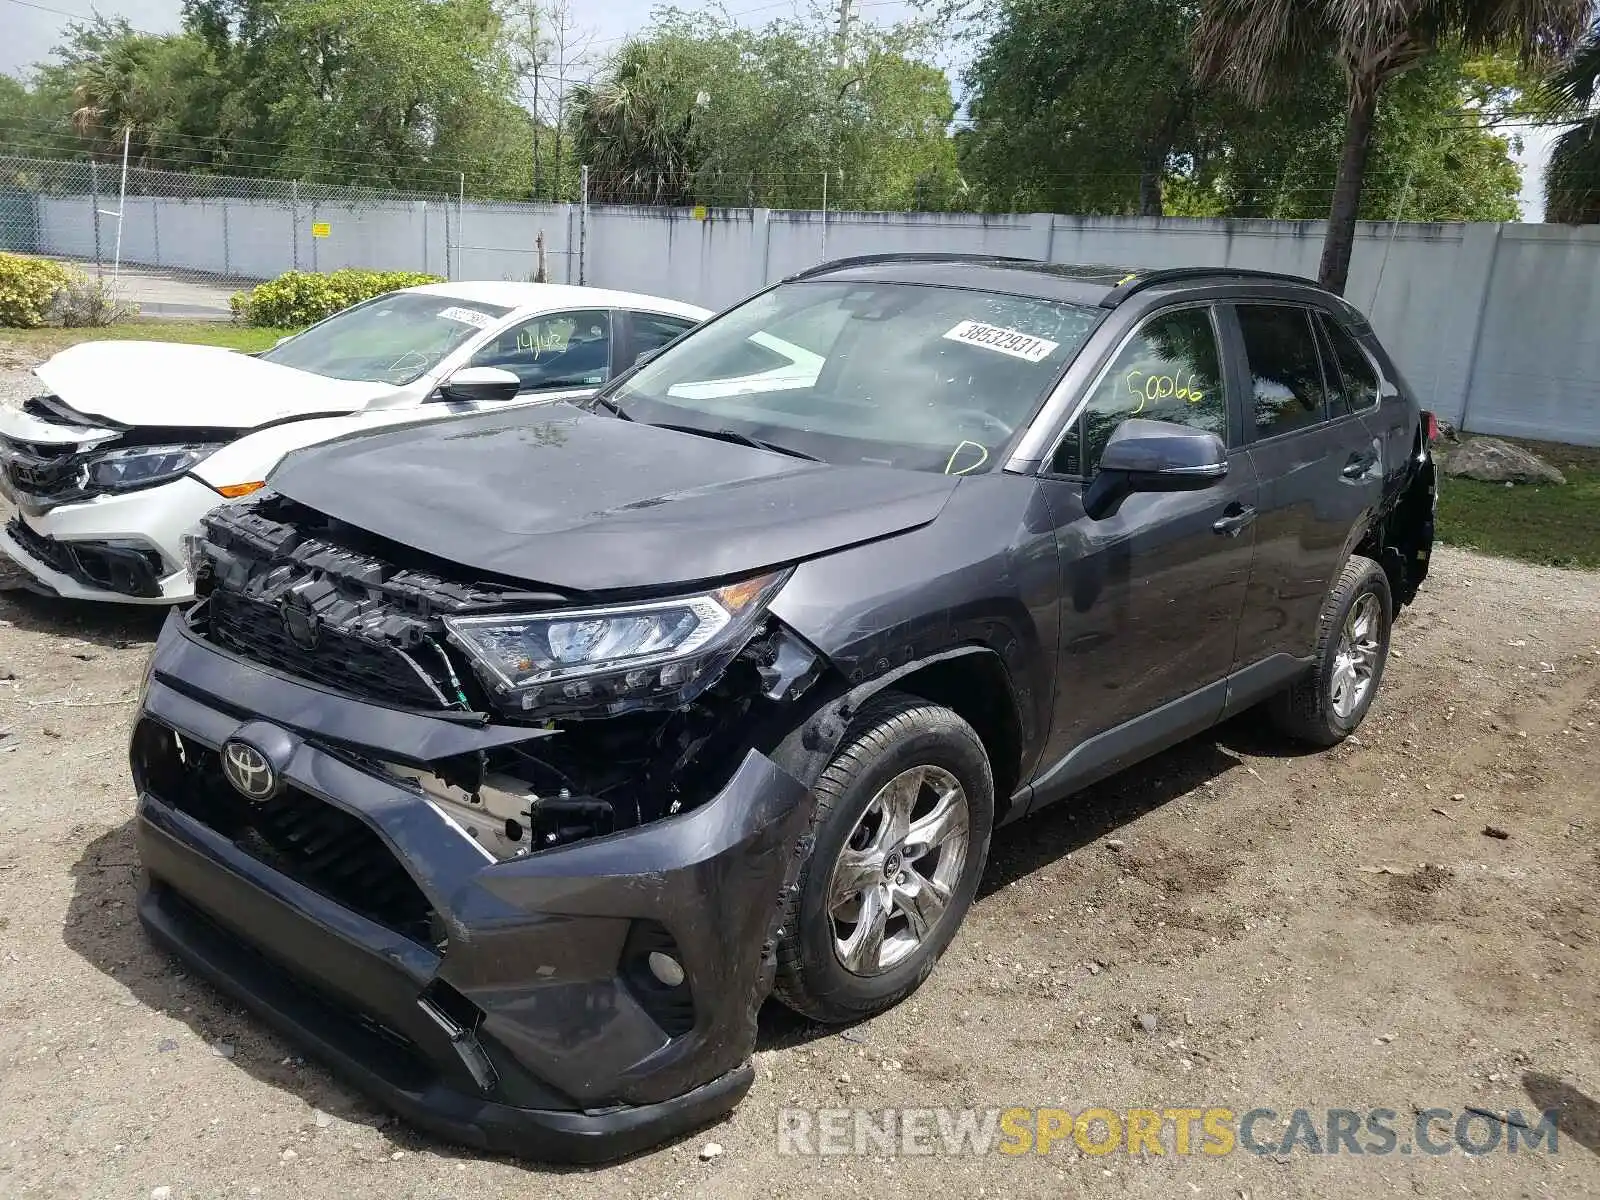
[1,361,1599,1198]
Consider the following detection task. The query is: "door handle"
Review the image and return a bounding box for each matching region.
[1212,503,1257,537]
[1342,452,1378,480]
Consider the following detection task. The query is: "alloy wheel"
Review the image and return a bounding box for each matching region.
[1330,591,1382,719]
[826,765,970,976]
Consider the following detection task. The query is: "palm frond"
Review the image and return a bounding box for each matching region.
[1536,29,1600,115]
[1192,0,1330,103]
[1546,111,1600,220]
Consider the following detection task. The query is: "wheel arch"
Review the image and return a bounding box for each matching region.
[766,644,1026,826]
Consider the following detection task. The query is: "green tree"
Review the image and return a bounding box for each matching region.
[1193,0,1594,293]
[571,8,959,209]
[960,0,1203,215]
[960,1,1528,223]
[1543,32,1600,222]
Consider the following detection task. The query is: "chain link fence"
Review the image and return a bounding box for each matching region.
[0,153,581,317]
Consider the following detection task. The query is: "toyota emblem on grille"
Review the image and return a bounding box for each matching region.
[222,739,280,802]
[281,603,320,650]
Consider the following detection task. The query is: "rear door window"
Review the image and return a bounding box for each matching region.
[626,311,698,367]
[1236,305,1328,440]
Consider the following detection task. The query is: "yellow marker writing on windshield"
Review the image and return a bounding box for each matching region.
[945,440,990,476]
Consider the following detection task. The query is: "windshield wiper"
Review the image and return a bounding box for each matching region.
[646,422,821,462]
[583,394,633,420]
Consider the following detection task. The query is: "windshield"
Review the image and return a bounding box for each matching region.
[260,293,513,385]
[609,281,1101,474]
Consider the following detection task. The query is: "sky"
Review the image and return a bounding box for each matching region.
[0,0,1556,219]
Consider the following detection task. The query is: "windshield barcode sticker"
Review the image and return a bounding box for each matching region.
[438,306,496,330]
[943,320,1059,363]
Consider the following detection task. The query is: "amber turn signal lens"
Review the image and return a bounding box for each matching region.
[215,481,266,499]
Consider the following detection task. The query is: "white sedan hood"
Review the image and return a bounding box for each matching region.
[33,341,405,430]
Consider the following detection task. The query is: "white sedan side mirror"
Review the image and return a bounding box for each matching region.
[441,366,522,403]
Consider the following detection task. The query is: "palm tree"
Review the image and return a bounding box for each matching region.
[1194,0,1595,294]
[1544,32,1600,222]
[569,45,701,205]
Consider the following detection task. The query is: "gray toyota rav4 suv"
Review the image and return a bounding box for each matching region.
[130,258,1437,1160]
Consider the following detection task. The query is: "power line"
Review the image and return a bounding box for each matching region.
[2,0,100,17]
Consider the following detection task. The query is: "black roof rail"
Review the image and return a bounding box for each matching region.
[782,252,1040,283]
[1099,267,1322,308]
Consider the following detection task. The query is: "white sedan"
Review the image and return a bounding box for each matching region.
[0,282,710,603]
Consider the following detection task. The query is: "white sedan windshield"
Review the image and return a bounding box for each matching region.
[261,294,513,385]
[611,281,1102,474]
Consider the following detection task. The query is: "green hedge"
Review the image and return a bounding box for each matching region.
[0,253,75,328]
[230,268,443,327]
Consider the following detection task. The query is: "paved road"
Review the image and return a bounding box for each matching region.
[59,259,252,320]
[98,262,247,319]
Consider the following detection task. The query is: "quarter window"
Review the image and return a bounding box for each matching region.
[1318,314,1380,414]
[1236,305,1328,439]
[1053,307,1225,476]
[470,309,612,392]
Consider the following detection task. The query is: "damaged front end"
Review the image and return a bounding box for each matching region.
[0,393,229,598]
[133,492,829,1160]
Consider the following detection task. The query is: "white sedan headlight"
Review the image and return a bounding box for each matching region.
[83,443,222,493]
[443,570,788,716]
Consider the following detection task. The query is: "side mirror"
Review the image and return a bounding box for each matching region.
[440,365,522,403]
[1085,418,1227,519]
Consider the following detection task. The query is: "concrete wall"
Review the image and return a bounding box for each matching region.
[22,190,1600,445]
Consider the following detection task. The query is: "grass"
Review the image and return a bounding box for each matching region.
[1435,438,1600,570]
[0,320,294,366]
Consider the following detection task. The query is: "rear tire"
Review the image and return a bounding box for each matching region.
[773,691,993,1024]
[1269,555,1393,747]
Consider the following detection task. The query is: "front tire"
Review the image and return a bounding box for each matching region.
[773,691,994,1024]
[1269,554,1393,746]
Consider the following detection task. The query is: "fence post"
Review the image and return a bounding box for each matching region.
[755,207,772,292]
[291,181,300,272]
[310,201,318,272]
[820,171,827,263]
[457,172,465,280]
[222,198,231,278]
[1454,224,1506,434]
[89,158,102,275]
[578,164,589,285]
[1033,214,1055,263]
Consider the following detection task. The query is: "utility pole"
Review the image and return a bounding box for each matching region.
[530,2,542,201]
[531,56,542,200]
[835,0,852,66]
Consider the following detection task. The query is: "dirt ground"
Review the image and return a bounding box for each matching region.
[1,544,1598,1199]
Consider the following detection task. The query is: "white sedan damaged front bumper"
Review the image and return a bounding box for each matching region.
[0,474,217,604]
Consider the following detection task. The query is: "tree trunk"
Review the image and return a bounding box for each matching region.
[1138,143,1165,217]
[1319,82,1380,295]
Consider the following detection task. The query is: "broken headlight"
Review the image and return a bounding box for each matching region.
[82,443,222,493]
[443,570,788,716]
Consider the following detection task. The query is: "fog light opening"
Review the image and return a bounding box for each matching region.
[647,950,685,988]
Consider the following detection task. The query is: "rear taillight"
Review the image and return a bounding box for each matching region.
[1422,411,1439,444]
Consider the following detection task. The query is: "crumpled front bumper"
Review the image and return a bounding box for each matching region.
[0,475,214,603]
[131,614,814,1162]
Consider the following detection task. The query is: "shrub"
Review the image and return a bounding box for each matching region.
[230,269,443,327]
[56,273,139,327]
[0,253,74,328]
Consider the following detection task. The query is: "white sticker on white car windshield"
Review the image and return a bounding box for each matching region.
[437,306,496,330]
[943,320,1059,363]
